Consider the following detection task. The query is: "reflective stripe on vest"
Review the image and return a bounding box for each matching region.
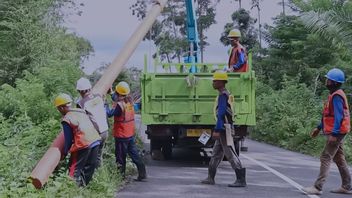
[228,45,248,72]
[213,90,235,123]
[323,89,350,134]
[62,108,101,153]
[113,101,135,138]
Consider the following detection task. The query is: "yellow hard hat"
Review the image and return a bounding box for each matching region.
[213,70,228,81]
[115,81,130,95]
[227,29,241,38]
[54,93,72,107]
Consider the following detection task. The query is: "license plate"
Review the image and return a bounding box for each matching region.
[186,129,211,137]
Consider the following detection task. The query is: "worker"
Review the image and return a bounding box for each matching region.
[105,81,147,181]
[76,77,109,167]
[226,29,248,72]
[201,71,246,187]
[302,68,352,195]
[54,93,101,187]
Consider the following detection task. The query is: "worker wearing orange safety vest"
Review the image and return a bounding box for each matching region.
[54,93,101,187]
[302,68,352,195]
[201,71,246,187]
[105,81,147,181]
[226,29,248,72]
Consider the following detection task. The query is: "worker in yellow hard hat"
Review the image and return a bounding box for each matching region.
[76,77,109,167]
[54,93,101,187]
[226,29,248,72]
[105,81,147,181]
[201,71,246,187]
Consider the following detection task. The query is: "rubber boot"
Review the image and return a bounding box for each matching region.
[134,163,147,181]
[228,168,246,187]
[201,168,216,185]
[117,164,126,179]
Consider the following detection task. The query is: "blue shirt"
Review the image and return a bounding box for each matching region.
[232,50,245,69]
[215,93,228,133]
[317,94,344,137]
[105,103,122,118]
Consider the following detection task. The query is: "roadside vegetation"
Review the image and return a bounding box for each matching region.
[1,0,352,197]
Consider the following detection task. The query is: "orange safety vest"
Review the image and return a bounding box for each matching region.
[322,89,350,134]
[228,45,248,72]
[113,101,135,138]
[62,108,101,153]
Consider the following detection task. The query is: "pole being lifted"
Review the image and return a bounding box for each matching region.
[30,0,168,189]
[93,0,168,96]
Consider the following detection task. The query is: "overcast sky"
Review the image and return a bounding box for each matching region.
[64,0,286,74]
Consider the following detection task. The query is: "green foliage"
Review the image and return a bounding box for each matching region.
[0,0,123,196]
[220,9,258,50]
[252,77,323,154]
[254,15,341,90]
[130,0,219,63]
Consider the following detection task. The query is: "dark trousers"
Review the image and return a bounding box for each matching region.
[114,137,144,174]
[69,145,99,186]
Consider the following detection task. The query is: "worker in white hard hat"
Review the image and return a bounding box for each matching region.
[76,77,109,167]
[105,81,147,181]
[226,29,248,72]
[54,93,101,186]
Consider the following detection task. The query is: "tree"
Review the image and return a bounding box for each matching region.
[297,1,352,52]
[231,0,242,9]
[251,0,264,48]
[220,9,258,50]
[0,0,91,86]
[130,0,219,63]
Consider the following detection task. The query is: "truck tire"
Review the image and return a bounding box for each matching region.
[161,138,173,160]
[150,138,162,160]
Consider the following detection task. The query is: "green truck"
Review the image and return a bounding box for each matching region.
[141,55,256,159]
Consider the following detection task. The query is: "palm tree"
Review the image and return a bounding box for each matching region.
[300,8,352,51]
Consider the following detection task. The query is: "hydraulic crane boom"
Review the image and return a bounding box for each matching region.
[184,0,199,73]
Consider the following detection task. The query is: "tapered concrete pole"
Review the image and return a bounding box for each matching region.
[93,0,168,96]
[30,0,168,189]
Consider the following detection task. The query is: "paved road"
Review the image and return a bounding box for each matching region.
[116,116,351,198]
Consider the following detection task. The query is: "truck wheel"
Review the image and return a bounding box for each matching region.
[161,138,172,160]
[150,138,162,160]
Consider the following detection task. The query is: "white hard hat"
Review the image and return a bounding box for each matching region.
[76,77,92,91]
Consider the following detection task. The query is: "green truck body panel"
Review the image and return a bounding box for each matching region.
[141,55,256,127]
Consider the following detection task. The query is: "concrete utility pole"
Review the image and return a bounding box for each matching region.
[30,0,169,189]
[282,0,285,16]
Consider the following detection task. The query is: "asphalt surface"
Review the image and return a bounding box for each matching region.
[116,116,352,198]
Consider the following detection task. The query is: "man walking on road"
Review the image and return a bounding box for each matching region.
[302,68,352,195]
[201,70,246,187]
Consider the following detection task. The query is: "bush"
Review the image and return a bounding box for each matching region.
[252,77,324,155]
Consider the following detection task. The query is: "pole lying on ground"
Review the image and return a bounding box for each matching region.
[30,132,64,189]
[29,0,168,189]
